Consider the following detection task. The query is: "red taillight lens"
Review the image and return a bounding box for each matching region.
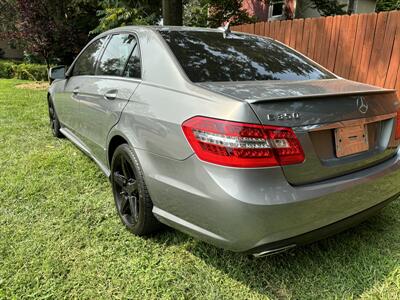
[396,110,400,140]
[182,116,305,168]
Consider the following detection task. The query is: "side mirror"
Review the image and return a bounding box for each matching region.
[48,66,66,83]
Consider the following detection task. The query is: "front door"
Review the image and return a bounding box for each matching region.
[56,37,107,135]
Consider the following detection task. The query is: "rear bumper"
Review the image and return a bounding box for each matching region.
[246,193,399,256]
[137,148,400,252]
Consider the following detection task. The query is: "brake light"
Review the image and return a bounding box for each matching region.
[182,116,305,167]
[396,110,400,140]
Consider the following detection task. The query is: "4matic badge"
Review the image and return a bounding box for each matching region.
[266,112,301,121]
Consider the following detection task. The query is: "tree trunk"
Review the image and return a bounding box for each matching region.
[347,0,355,15]
[294,0,304,19]
[162,0,183,26]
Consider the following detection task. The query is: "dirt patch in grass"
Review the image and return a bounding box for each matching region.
[15,81,49,90]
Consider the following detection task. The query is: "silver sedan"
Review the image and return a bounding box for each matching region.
[48,26,400,256]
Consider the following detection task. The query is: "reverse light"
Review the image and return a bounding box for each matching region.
[182,116,305,168]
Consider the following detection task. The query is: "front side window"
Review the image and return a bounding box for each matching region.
[159,30,334,82]
[72,37,106,76]
[97,34,137,76]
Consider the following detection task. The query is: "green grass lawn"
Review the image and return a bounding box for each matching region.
[1,78,400,299]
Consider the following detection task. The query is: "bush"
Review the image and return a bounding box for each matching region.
[0,60,48,81]
[0,60,16,78]
[14,63,48,81]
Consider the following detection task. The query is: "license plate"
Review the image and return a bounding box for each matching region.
[335,125,369,157]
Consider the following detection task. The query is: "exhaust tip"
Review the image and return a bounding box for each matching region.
[252,244,296,258]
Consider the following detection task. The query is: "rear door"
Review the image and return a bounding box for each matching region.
[77,33,142,163]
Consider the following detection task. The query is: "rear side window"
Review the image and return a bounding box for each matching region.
[159,30,334,82]
[123,45,141,79]
[72,37,106,76]
[97,34,137,76]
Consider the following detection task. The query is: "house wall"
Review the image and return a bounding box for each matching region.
[301,0,377,18]
[354,0,377,13]
[0,40,23,60]
[242,0,269,21]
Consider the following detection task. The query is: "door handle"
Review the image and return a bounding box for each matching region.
[104,90,118,100]
[73,87,79,95]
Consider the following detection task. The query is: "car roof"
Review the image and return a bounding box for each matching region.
[101,25,237,36]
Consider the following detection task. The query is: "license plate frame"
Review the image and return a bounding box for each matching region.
[334,124,369,158]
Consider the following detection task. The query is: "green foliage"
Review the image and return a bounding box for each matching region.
[183,0,254,28]
[14,63,48,81]
[310,0,346,16]
[376,0,400,11]
[1,0,100,66]
[183,0,209,27]
[91,0,161,34]
[0,60,15,78]
[207,0,255,27]
[92,6,158,34]
[0,60,47,81]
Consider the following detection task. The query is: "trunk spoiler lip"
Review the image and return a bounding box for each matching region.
[195,79,397,103]
[244,89,397,104]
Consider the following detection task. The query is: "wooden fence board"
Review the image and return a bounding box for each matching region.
[279,21,287,43]
[349,13,368,80]
[375,11,399,87]
[264,21,270,37]
[319,16,334,67]
[313,18,327,63]
[254,22,261,35]
[283,20,292,45]
[334,15,350,76]
[342,14,359,78]
[300,18,312,54]
[357,13,378,83]
[327,15,342,71]
[366,12,389,85]
[289,19,299,48]
[385,14,400,89]
[307,18,318,59]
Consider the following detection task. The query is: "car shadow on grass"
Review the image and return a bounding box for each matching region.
[149,201,400,299]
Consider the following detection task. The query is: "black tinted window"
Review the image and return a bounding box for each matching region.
[123,45,141,78]
[97,34,137,76]
[159,30,334,82]
[72,38,106,76]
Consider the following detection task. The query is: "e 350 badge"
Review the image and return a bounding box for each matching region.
[266,112,301,121]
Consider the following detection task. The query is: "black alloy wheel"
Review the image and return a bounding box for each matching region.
[111,144,161,235]
[48,99,63,138]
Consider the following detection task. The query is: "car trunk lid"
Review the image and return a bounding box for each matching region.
[197,79,400,185]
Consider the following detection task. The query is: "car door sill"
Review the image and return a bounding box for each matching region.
[60,127,111,178]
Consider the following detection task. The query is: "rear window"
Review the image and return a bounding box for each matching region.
[159,30,334,82]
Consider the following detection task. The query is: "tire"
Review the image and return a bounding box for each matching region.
[48,98,64,138]
[110,144,161,235]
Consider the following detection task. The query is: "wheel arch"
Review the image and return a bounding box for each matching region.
[107,134,130,168]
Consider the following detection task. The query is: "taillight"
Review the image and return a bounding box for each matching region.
[396,110,400,140]
[182,116,305,168]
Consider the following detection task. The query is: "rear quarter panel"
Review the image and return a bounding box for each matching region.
[112,82,259,160]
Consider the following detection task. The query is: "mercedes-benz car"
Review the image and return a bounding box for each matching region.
[47,26,400,257]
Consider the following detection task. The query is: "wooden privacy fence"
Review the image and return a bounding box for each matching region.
[231,11,400,98]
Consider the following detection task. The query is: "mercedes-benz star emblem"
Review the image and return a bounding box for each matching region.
[356,96,368,114]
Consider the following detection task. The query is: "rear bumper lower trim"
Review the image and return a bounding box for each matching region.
[247,192,400,256]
